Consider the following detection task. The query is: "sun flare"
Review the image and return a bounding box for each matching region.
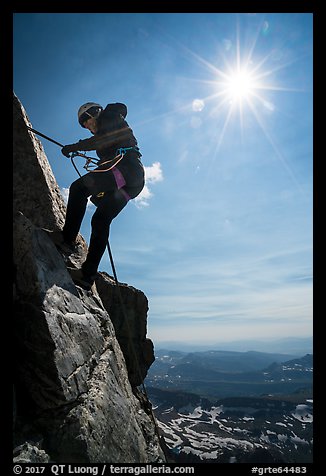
[225,69,258,101]
[175,21,305,193]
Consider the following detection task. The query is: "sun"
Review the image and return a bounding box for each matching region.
[225,68,258,101]
[214,61,263,109]
[188,37,303,192]
[203,60,267,149]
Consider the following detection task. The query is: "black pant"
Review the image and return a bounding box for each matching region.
[63,155,144,278]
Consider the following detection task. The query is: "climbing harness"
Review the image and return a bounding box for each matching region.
[27,127,136,195]
[26,126,140,173]
[82,146,141,173]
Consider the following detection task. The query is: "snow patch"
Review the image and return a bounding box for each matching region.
[292,404,313,423]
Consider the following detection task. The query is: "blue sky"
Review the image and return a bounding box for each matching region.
[13,13,313,348]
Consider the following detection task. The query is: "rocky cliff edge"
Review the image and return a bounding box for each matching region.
[13,93,166,463]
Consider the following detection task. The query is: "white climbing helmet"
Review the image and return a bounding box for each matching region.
[78,102,103,127]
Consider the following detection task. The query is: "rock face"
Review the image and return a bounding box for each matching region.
[13,94,66,231]
[95,273,155,387]
[13,93,165,463]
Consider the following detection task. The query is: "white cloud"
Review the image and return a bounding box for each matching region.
[144,161,163,183]
[135,162,163,208]
[134,185,152,208]
[61,187,69,204]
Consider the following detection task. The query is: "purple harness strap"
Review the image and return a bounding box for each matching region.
[112,167,130,202]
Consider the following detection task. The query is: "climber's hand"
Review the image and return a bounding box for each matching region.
[61,145,76,158]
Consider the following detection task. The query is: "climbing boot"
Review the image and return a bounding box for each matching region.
[67,267,96,291]
[44,229,76,255]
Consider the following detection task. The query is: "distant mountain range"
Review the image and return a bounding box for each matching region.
[147,352,313,463]
[154,336,313,355]
[146,349,313,398]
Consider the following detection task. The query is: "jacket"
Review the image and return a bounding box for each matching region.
[71,103,138,163]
